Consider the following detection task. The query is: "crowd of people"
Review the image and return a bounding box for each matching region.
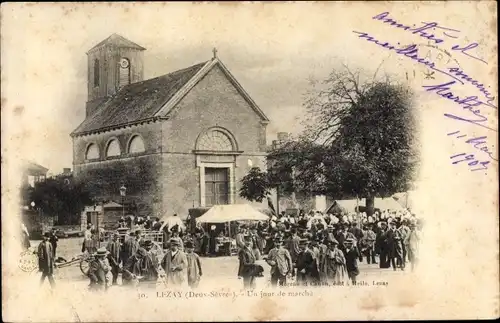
[35,207,422,292]
[235,209,422,289]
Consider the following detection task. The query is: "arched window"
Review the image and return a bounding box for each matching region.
[119,58,131,88]
[94,59,100,87]
[85,143,100,160]
[197,130,234,151]
[106,139,121,157]
[128,135,145,154]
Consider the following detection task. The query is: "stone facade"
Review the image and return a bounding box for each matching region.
[73,36,269,219]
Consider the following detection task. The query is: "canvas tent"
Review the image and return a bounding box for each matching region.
[392,191,416,209]
[327,197,405,213]
[159,214,186,232]
[196,204,269,223]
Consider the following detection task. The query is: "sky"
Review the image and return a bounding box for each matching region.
[1,2,496,176]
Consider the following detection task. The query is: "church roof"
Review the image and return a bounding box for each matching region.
[87,33,146,53]
[72,57,270,136]
[72,62,207,135]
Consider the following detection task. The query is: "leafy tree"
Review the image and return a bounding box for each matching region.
[240,65,418,216]
[300,65,419,215]
[27,175,93,225]
[239,167,270,202]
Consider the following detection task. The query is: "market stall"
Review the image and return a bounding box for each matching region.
[196,204,269,256]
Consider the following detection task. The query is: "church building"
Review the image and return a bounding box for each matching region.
[71,34,270,219]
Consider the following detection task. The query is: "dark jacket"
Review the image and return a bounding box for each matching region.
[238,246,258,278]
[344,247,360,275]
[296,249,316,275]
[37,240,54,275]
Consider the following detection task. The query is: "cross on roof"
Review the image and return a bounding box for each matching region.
[212,47,218,58]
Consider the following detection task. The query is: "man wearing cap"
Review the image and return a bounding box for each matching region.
[38,232,56,288]
[266,237,293,287]
[161,238,188,286]
[106,232,121,285]
[88,247,112,291]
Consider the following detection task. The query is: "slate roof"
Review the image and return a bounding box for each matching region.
[72,62,207,135]
[87,33,146,53]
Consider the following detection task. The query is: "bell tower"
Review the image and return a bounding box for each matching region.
[85,33,146,117]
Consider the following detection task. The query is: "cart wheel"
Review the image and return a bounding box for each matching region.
[80,257,90,275]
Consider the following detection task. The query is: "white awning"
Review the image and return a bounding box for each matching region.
[196,204,269,223]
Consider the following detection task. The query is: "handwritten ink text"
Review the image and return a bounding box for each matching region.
[352,31,465,83]
[447,130,497,161]
[449,153,490,172]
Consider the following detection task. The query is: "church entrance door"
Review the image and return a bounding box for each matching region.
[204,167,229,206]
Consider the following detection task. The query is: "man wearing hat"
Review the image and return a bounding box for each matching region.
[295,238,316,285]
[360,224,377,265]
[336,224,356,255]
[135,229,144,247]
[88,247,112,291]
[286,228,301,274]
[398,219,411,266]
[349,222,364,262]
[123,231,139,264]
[266,236,293,287]
[343,238,360,284]
[386,221,404,271]
[161,238,188,286]
[405,221,420,271]
[123,246,159,287]
[38,232,56,288]
[376,222,390,269]
[238,235,259,289]
[321,238,347,283]
[106,232,122,285]
[235,225,246,250]
[170,226,184,251]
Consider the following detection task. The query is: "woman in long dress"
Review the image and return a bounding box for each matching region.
[320,239,347,284]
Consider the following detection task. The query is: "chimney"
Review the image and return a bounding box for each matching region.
[272,140,279,149]
[277,132,290,142]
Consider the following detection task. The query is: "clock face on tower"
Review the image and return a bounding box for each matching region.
[120,58,129,68]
